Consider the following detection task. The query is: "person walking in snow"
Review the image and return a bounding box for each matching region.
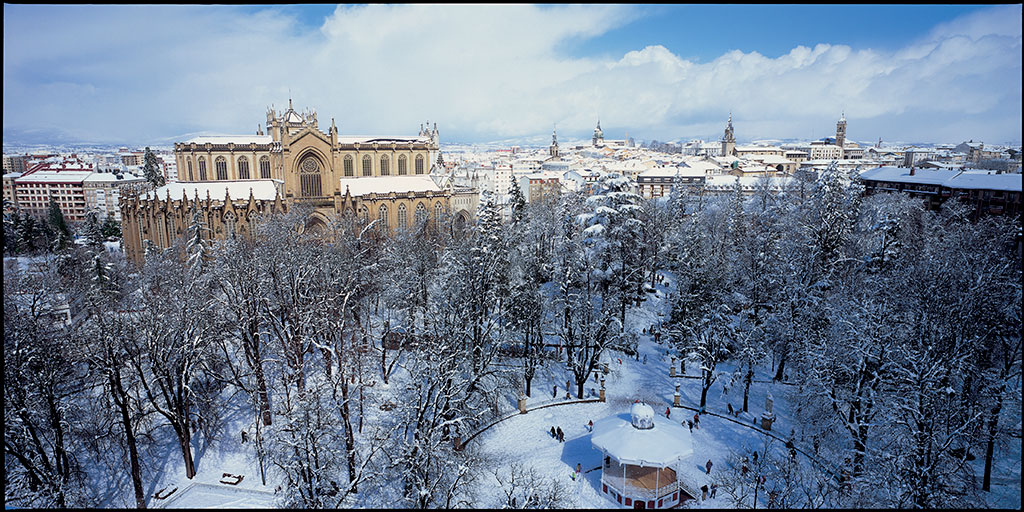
[556,426,564,443]
[550,426,556,439]
[727,403,734,416]
[576,463,582,475]
[693,413,700,429]
[588,420,594,432]
[553,385,557,399]
[666,406,671,418]
[705,459,713,474]
[686,420,693,433]
[710,483,718,498]
[700,484,708,501]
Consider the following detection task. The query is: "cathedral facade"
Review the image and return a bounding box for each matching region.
[121,100,475,265]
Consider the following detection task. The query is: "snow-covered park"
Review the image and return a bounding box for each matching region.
[5,167,1021,509]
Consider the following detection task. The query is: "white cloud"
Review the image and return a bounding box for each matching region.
[2,4,1020,145]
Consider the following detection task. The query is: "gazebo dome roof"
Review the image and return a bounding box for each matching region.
[630,402,655,429]
[592,408,693,468]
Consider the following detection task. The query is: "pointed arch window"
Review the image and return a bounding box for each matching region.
[156,214,166,247]
[198,157,208,180]
[362,155,372,176]
[397,203,408,229]
[398,155,408,175]
[187,158,194,181]
[344,155,354,177]
[434,202,444,223]
[359,205,369,223]
[238,156,250,179]
[415,155,425,174]
[299,156,322,197]
[415,202,427,225]
[215,156,228,180]
[168,214,177,241]
[380,155,390,176]
[378,204,389,230]
[259,156,271,179]
[224,210,237,238]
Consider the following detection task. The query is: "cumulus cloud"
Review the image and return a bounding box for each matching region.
[2,4,1020,145]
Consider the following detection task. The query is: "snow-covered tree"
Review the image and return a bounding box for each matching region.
[142,147,165,188]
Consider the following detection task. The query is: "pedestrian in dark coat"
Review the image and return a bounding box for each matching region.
[550,426,556,439]
[693,413,700,429]
[553,385,557,398]
[687,420,693,433]
[666,406,671,418]
[701,484,708,500]
[710,483,718,498]
[727,403,734,416]
[556,426,564,442]
[705,459,713,474]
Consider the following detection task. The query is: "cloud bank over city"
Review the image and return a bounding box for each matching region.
[3,4,1021,146]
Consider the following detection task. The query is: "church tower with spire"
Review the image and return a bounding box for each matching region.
[550,125,560,158]
[836,112,847,158]
[592,119,605,147]
[721,113,736,157]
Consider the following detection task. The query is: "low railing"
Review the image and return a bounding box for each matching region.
[601,474,679,501]
[290,196,334,207]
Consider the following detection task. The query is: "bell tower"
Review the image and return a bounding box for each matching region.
[721,113,736,157]
[550,125,560,158]
[836,112,847,158]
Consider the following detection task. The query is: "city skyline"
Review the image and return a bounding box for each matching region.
[3,4,1022,147]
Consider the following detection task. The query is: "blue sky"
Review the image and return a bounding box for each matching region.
[3,4,1021,146]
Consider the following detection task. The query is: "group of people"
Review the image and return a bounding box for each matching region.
[699,483,718,501]
[685,409,702,433]
[549,426,565,443]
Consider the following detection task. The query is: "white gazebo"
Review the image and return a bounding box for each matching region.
[591,401,695,509]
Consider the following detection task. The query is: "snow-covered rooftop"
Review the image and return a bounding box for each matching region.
[340,175,442,197]
[335,136,432,145]
[145,180,282,201]
[15,169,94,183]
[83,172,146,183]
[186,135,274,145]
[591,410,693,467]
[947,171,1022,191]
[860,166,1022,191]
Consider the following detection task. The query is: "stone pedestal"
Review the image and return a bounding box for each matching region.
[599,378,606,402]
[761,392,775,430]
[603,362,609,374]
[518,395,527,414]
[453,436,463,451]
[670,357,677,377]
[673,383,681,407]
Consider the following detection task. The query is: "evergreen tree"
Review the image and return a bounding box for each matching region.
[509,178,527,225]
[186,209,211,276]
[82,211,105,250]
[101,215,121,240]
[47,198,72,252]
[143,147,165,188]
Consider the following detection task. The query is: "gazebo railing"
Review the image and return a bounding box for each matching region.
[601,474,680,501]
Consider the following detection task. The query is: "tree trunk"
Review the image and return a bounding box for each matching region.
[700,372,711,408]
[339,369,358,492]
[112,371,146,509]
[982,391,1003,491]
[774,347,787,382]
[743,366,752,413]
